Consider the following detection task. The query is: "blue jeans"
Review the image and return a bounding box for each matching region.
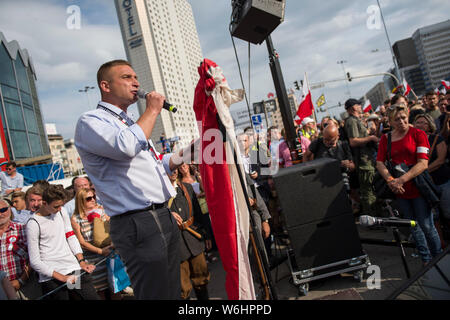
[396,196,442,263]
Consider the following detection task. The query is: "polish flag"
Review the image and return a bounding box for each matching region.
[193,59,255,300]
[363,99,372,113]
[441,80,450,90]
[295,73,314,125]
[403,78,411,97]
[434,88,440,95]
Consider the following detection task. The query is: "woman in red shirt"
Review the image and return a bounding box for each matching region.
[376,104,442,265]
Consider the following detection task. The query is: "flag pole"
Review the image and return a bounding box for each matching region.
[305,72,318,124]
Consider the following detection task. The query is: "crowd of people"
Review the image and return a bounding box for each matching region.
[240,89,450,267]
[1,56,449,300]
[0,164,222,300]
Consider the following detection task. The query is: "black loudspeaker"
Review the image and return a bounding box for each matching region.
[231,0,286,44]
[388,246,450,300]
[273,158,351,227]
[273,158,365,270]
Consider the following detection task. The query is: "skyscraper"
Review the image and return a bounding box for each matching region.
[393,38,426,96]
[412,20,450,91]
[114,0,203,151]
[0,31,51,165]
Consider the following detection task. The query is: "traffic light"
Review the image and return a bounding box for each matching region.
[347,72,352,82]
[294,81,300,90]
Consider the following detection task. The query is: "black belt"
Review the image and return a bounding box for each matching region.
[113,202,167,219]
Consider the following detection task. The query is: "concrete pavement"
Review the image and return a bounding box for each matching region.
[204,223,425,300]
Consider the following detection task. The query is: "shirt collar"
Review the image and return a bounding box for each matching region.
[3,220,19,233]
[97,101,128,117]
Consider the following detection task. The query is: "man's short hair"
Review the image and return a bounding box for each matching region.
[11,191,25,201]
[383,99,391,105]
[32,180,50,189]
[6,161,16,168]
[42,184,67,204]
[390,94,407,105]
[25,186,44,200]
[425,91,437,97]
[97,59,132,87]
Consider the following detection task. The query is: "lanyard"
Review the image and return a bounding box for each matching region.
[97,105,159,161]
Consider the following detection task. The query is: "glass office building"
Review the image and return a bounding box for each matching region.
[0,31,51,165]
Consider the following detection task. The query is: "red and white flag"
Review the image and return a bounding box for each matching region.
[434,88,440,95]
[402,78,411,97]
[295,73,314,125]
[193,59,255,300]
[363,99,372,113]
[441,80,450,90]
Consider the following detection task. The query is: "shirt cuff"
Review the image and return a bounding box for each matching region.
[128,123,150,151]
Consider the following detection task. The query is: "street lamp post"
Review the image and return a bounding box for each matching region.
[376,0,401,81]
[337,60,351,98]
[78,86,96,109]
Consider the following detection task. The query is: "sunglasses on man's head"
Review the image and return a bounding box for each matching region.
[85,195,96,202]
[0,207,9,213]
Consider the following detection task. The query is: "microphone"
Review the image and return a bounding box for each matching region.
[136,89,177,113]
[359,215,417,228]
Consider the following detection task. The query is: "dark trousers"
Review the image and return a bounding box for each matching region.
[110,208,181,300]
[41,273,99,300]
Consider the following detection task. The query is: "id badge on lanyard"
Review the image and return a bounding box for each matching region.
[98,104,161,162]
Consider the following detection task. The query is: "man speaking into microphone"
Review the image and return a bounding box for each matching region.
[74,60,188,300]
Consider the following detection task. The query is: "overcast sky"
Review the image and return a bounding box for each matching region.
[0,0,449,139]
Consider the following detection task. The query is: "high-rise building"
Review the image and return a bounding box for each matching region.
[0,31,51,166]
[412,20,450,91]
[365,82,389,110]
[114,0,203,151]
[393,38,426,96]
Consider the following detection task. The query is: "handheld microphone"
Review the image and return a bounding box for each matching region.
[137,89,177,113]
[359,215,417,228]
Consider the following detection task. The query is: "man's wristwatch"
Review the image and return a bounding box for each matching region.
[263,219,269,223]
[78,258,86,263]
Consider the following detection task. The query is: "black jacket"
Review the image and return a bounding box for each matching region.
[169,182,211,262]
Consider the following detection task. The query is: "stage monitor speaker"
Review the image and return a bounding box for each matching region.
[388,246,450,300]
[273,158,352,228]
[231,0,286,44]
[287,213,365,271]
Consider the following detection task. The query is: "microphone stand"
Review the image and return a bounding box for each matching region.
[359,200,412,278]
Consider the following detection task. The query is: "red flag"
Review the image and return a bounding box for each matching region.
[363,99,372,113]
[193,59,255,300]
[441,80,450,90]
[267,92,275,99]
[403,78,411,97]
[295,73,314,125]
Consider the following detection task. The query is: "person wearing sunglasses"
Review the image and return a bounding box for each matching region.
[70,188,116,300]
[26,185,99,300]
[0,162,23,197]
[0,199,42,300]
[376,104,442,266]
